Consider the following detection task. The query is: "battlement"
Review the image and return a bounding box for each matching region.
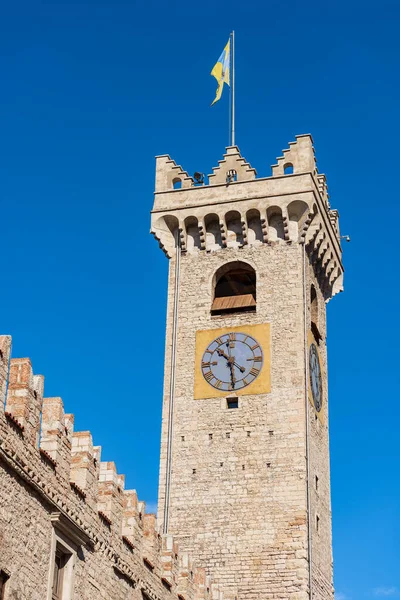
[0,335,223,600]
[151,135,344,299]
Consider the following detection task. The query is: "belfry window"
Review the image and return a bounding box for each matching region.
[211,261,256,315]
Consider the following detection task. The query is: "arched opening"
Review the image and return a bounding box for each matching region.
[287,200,309,242]
[227,169,237,183]
[284,163,294,175]
[184,216,201,252]
[267,207,285,241]
[152,214,179,256]
[225,210,243,248]
[211,261,256,315]
[246,209,263,245]
[172,178,182,189]
[205,213,222,251]
[311,284,322,343]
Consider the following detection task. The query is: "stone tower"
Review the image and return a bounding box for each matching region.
[151,136,343,600]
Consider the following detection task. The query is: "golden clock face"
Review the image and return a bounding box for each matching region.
[194,324,271,399]
[201,332,263,392]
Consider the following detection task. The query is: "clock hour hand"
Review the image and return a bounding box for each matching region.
[217,348,230,361]
[216,348,246,373]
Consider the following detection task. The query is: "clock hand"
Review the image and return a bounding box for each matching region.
[216,346,246,378]
[217,348,230,361]
[232,361,245,373]
[216,346,238,386]
[217,348,246,373]
[229,361,236,388]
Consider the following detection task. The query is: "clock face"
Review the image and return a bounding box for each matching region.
[201,332,263,392]
[309,343,322,412]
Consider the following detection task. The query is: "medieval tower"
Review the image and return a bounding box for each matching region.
[151,136,344,600]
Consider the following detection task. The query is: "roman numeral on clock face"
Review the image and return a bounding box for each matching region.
[202,332,263,391]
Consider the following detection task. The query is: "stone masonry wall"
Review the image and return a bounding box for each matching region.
[158,244,311,600]
[0,336,220,600]
[306,264,334,600]
[154,137,341,600]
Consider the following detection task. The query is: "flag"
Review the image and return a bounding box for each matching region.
[211,39,230,105]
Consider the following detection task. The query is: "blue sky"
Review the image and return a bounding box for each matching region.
[1,1,399,598]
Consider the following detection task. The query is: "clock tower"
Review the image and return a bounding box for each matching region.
[151,136,343,600]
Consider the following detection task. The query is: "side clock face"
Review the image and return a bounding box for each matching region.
[201,332,263,392]
[309,343,322,412]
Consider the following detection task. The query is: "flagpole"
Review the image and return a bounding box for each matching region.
[231,30,235,146]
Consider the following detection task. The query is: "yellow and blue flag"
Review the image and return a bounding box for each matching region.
[211,39,230,105]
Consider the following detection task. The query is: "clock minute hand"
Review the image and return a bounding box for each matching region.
[216,347,238,387]
[227,357,236,388]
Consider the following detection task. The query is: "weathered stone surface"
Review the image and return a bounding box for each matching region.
[155,138,342,600]
[0,341,219,600]
[0,136,342,600]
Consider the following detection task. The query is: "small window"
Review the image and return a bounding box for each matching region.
[172,178,182,189]
[227,169,237,182]
[211,261,256,315]
[52,545,71,600]
[316,515,320,532]
[284,163,293,175]
[227,397,238,409]
[0,570,10,600]
[48,533,76,600]
[315,475,319,491]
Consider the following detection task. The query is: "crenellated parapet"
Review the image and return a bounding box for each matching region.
[0,335,219,600]
[155,155,194,192]
[151,135,344,299]
[208,146,257,184]
[271,134,317,176]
